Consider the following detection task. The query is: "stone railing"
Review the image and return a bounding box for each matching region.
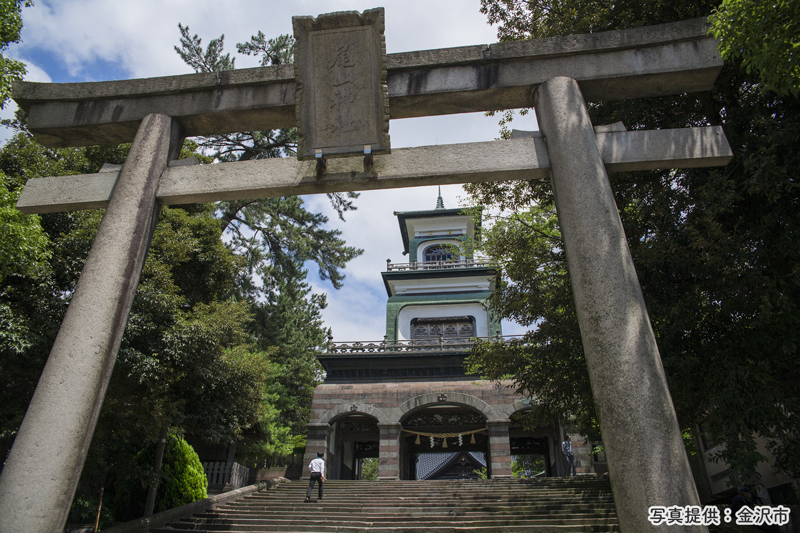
[385,258,493,272]
[101,481,280,533]
[325,335,526,355]
[203,461,250,490]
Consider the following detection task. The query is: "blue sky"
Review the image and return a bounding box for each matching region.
[3,0,540,341]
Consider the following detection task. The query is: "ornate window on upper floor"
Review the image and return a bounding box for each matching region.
[424,244,457,263]
[411,316,476,340]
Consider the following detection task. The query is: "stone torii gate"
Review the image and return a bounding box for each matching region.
[0,10,730,532]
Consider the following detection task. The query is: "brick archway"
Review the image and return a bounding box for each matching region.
[319,403,389,425]
[391,392,501,425]
[393,392,507,479]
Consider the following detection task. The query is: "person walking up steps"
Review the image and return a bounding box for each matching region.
[306,451,325,502]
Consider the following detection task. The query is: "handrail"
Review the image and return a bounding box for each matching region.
[324,335,526,354]
[385,258,493,272]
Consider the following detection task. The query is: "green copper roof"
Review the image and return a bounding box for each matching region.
[393,206,482,255]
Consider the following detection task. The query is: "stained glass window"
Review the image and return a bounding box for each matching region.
[424,244,456,263]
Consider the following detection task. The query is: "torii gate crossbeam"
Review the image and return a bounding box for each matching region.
[1,14,726,533]
[14,18,719,148]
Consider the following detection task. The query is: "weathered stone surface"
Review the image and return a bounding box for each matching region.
[487,420,513,478]
[293,8,390,160]
[534,76,705,532]
[16,170,118,213]
[378,423,403,480]
[20,77,296,148]
[13,18,721,148]
[0,114,183,532]
[16,127,732,214]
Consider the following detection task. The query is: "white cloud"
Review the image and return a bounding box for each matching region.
[15,0,501,80]
[20,59,52,83]
[0,106,16,145]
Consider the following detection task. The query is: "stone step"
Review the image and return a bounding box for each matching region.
[195,509,616,522]
[242,492,615,499]
[150,519,619,530]
[152,526,618,533]
[258,481,608,492]
[241,488,614,496]
[194,509,616,523]
[237,490,612,498]
[165,517,618,528]
[219,504,615,514]
[307,481,610,486]
[300,482,611,489]
[241,493,614,501]
[245,487,614,494]
[151,479,619,532]
[203,506,616,517]
[223,500,616,510]
[245,489,613,497]
[266,489,612,497]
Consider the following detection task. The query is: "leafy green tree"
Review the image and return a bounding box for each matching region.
[0,0,32,109]
[470,0,800,484]
[479,0,716,41]
[0,170,49,282]
[249,260,327,436]
[0,132,115,461]
[2,91,356,517]
[464,206,597,436]
[472,467,489,479]
[709,0,800,96]
[68,194,282,517]
[512,454,546,479]
[0,134,279,520]
[360,457,379,480]
[220,195,359,291]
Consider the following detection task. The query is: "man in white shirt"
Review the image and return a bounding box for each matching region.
[306,451,325,502]
[562,435,577,477]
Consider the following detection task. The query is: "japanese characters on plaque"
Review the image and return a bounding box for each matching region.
[293,8,391,161]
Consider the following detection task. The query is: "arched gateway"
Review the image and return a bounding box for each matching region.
[302,195,599,480]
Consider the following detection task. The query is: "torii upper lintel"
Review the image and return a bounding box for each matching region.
[12,17,721,148]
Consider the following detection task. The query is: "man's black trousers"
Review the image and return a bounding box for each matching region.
[307,472,323,500]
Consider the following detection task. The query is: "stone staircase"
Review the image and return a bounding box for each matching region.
[151,477,619,532]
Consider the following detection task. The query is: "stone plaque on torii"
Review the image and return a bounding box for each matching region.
[1,9,729,532]
[293,8,391,167]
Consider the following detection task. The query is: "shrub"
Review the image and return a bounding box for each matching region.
[159,436,208,511]
[112,434,207,521]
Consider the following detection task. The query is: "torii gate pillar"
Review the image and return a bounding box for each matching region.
[534,76,704,532]
[0,114,183,532]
